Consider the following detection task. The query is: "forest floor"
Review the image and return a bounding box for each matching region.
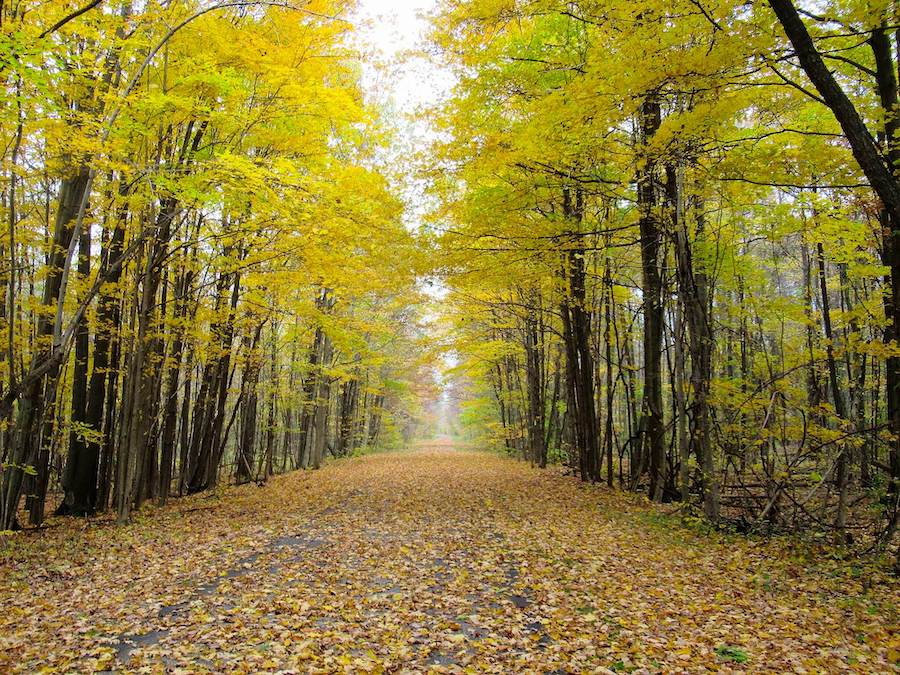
[0,442,898,674]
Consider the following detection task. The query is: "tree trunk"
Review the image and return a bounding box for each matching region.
[669,161,717,519]
[337,375,359,457]
[58,221,91,515]
[560,185,600,482]
[236,322,264,483]
[0,169,89,530]
[523,302,545,466]
[603,254,615,487]
[158,263,194,505]
[637,96,666,501]
[816,242,849,533]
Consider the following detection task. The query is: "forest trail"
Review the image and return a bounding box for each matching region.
[1,443,897,673]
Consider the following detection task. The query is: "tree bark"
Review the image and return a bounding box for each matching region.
[637,96,666,501]
[236,322,265,483]
[158,262,194,505]
[560,186,600,482]
[0,169,89,529]
[58,219,91,515]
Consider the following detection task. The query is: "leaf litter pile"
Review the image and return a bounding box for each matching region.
[1,444,897,673]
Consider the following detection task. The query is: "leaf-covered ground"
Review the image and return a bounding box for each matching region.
[1,443,897,673]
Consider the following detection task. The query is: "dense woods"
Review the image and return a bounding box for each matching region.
[431,0,900,552]
[0,0,431,530]
[1,0,900,671]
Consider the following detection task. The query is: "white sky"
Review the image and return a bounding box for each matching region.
[351,0,455,235]
[353,0,454,113]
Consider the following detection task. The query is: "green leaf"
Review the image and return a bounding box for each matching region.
[715,645,749,663]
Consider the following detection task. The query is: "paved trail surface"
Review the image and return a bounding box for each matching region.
[0,444,897,673]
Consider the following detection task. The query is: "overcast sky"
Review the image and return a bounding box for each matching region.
[353,0,453,113]
[351,0,455,237]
